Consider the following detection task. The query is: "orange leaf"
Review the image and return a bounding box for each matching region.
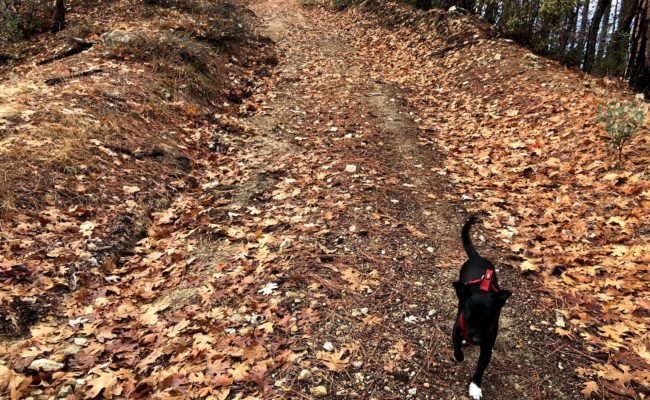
[581,381,599,398]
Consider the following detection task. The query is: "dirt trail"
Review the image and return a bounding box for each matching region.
[0,0,587,398]
[241,0,581,398]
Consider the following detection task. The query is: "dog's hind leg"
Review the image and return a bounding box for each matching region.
[468,338,495,399]
[452,315,464,362]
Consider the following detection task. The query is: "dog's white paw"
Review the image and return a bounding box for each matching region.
[468,382,483,400]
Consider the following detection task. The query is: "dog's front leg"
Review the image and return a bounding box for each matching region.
[452,313,464,362]
[468,339,495,400]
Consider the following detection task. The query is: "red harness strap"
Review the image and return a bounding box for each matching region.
[459,269,498,344]
[459,312,470,342]
[466,269,498,292]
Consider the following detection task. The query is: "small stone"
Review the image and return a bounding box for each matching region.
[408,388,417,395]
[426,246,434,253]
[28,359,64,372]
[102,30,132,45]
[494,54,502,61]
[424,382,430,388]
[274,379,285,388]
[298,369,312,381]
[323,341,334,352]
[345,164,357,173]
[360,307,368,314]
[310,385,328,397]
[57,385,73,397]
[73,337,88,346]
[352,360,363,368]
[61,344,82,356]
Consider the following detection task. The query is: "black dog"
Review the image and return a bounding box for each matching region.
[453,216,512,399]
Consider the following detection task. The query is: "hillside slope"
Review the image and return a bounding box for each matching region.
[324,1,649,397]
[0,0,647,399]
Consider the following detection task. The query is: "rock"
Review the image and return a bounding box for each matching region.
[28,359,64,372]
[102,30,132,45]
[57,385,73,397]
[101,91,122,100]
[323,341,334,352]
[345,164,357,173]
[61,344,82,356]
[310,385,328,397]
[298,369,312,382]
[408,388,417,395]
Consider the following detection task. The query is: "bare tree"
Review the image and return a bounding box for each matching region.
[627,0,650,94]
[53,0,65,32]
[583,0,612,71]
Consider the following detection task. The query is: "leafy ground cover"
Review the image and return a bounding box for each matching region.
[0,0,647,399]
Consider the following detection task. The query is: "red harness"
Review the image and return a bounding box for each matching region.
[459,269,498,344]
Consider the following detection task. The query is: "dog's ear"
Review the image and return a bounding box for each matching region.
[452,281,469,299]
[497,290,512,303]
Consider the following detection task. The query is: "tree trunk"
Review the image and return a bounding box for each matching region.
[610,0,638,74]
[484,2,498,24]
[627,0,650,94]
[576,0,591,53]
[415,0,432,9]
[595,0,611,64]
[560,0,580,60]
[52,0,65,32]
[583,0,611,72]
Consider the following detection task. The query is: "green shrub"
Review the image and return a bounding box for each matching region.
[0,0,52,43]
[105,32,219,103]
[597,94,647,165]
[149,0,247,44]
[0,2,21,44]
[331,0,354,10]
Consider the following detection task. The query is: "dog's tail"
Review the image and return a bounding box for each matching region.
[462,215,479,260]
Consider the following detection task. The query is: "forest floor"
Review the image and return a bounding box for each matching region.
[1,0,648,399]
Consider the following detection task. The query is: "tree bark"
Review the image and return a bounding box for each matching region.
[595,0,611,64]
[583,0,611,72]
[576,0,591,53]
[560,0,580,60]
[52,0,65,32]
[415,0,432,9]
[609,0,638,74]
[627,0,650,94]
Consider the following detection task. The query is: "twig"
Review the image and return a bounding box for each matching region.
[44,68,104,85]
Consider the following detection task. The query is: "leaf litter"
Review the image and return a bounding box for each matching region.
[0,0,647,399]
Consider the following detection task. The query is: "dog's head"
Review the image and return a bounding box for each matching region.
[453,282,512,344]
